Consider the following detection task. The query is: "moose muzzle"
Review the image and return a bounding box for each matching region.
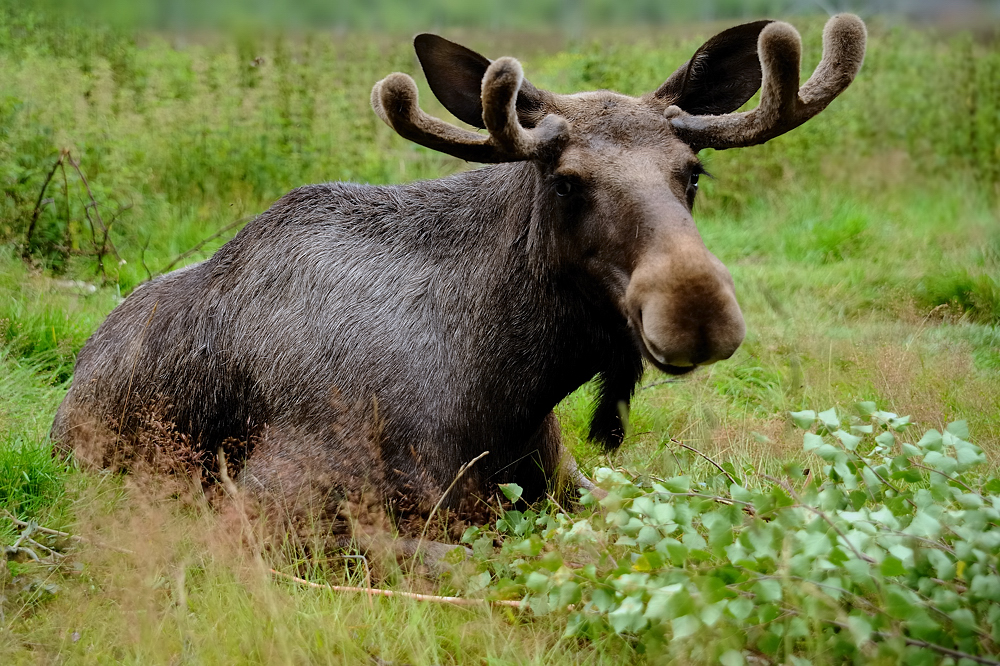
[626,236,745,373]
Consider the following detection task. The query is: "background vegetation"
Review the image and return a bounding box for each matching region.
[1,1,999,663]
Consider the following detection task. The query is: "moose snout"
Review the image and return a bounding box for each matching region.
[626,245,745,373]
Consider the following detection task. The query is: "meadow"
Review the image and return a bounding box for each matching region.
[1,6,1000,664]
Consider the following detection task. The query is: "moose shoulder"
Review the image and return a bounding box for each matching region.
[51,16,866,519]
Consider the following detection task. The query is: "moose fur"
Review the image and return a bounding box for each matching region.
[52,16,865,526]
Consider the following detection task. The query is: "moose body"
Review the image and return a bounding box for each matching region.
[52,16,866,522]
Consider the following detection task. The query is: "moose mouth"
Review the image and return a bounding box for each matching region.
[630,326,700,377]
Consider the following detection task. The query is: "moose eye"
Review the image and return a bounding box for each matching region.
[554,180,573,197]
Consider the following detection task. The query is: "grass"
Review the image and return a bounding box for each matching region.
[0,7,999,664]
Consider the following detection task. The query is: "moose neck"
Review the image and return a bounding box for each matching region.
[394,161,640,443]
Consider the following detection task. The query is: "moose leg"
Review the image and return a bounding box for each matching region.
[516,411,604,504]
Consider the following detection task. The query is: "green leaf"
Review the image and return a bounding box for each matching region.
[815,444,845,462]
[818,408,840,430]
[700,600,726,627]
[790,410,817,429]
[525,571,549,593]
[874,431,895,448]
[727,597,754,620]
[886,585,919,620]
[731,484,753,503]
[891,468,922,483]
[847,614,873,647]
[922,451,958,475]
[803,432,824,452]
[903,511,941,538]
[632,496,655,516]
[856,401,877,417]
[660,476,691,493]
[633,552,664,572]
[916,429,943,451]
[609,595,647,634]
[719,650,744,666]
[591,588,615,612]
[671,614,701,639]
[753,579,782,603]
[498,482,523,503]
[880,555,906,577]
[834,429,862,451]
[946,420,970,441]
[637,525,661,548]
[926,549,956,581]
[970,574,1000,602]
[652,503,675,525]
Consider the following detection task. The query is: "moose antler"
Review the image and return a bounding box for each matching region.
[371,58,568,163]
[665,14,866,151]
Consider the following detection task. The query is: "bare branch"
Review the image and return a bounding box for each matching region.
[270,568,521,608]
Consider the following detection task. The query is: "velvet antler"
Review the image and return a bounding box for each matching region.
[371,57,568,163]
[664,14,866,151]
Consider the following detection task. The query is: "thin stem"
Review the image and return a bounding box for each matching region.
[270,568,520,608]
[24,151,64,252]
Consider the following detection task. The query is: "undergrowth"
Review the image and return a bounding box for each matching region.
[462,405,1000,663]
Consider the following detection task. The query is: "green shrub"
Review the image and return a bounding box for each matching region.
[466,405,1000,663]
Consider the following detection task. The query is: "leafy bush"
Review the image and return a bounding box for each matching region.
[465,405,1000,664]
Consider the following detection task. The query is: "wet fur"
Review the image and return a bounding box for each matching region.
[52,163,640,512]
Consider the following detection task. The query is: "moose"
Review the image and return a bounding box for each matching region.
[52,16,866,532]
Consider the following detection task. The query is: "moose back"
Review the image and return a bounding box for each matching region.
[52,16,866,519]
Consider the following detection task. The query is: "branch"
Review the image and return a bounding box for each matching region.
[674,439,739,486]
[270,568,521,608]
[24,150,65,252]
[1,508,133,554]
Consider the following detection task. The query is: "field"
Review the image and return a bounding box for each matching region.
[2,5,1000,664]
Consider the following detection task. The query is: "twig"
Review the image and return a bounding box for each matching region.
[66,154,122,268]
[1,508,133,555]
[673,439,739,486]
[270,568,521,608]
[24,150,65,252]
[1,509,77,541]
[139,236,153,282]
[26,537,65,560]
[161,216,252,274]
[546,493,569,516]
[910,463,979,495]
[824,617,1000,666]
[760,474,877,564]
[642,489,751,507]
[414,451,489,563]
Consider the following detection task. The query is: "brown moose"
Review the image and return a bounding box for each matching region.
[52,16,866,534]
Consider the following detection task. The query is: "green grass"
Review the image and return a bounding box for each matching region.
[1,7,999,664]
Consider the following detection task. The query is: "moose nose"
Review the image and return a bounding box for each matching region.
[626,243,745,372]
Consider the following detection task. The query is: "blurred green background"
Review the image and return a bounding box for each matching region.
[12,0,1000,30]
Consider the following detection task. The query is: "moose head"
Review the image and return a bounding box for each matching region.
[371,16,865,376]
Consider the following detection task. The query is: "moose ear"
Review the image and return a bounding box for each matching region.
[653,20,774,116]
[414,34,549,129]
